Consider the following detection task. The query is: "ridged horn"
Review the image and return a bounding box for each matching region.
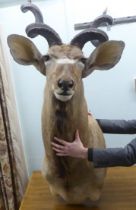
[21,3,62,47]
[71,12,113,49]
[70,28,108,49]
[21,2,44,23]
[90,14,113,46]
[26,23,62,46]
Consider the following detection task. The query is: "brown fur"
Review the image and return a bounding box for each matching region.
[41,46,106,203]
[42,86,106,203]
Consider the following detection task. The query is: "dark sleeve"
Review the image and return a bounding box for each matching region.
[88,138,136,168]
[96,119,136,134]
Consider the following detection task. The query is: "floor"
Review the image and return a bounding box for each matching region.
[19,167,136,210]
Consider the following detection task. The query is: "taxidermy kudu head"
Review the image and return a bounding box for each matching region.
[7,3,125,104]
[7,3,125,204]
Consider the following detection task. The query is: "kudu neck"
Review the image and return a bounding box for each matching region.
[44,84,88,139]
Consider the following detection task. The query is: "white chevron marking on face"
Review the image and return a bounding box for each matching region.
[56,58,76,64]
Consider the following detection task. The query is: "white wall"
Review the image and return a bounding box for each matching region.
[0,0,136,175]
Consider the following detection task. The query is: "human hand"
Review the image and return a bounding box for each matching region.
[52,130,88,159]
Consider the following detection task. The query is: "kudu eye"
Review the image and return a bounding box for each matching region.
[43,54,51,62]
[79,57,87,64]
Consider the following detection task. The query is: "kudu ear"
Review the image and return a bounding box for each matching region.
[82,41,125,78]
[7,34,46,75]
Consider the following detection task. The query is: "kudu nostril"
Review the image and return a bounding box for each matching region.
[68,80,74,88]
[58,79,63,88]
[58,79,74,90]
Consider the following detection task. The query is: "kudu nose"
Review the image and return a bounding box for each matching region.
[58,79,74,91]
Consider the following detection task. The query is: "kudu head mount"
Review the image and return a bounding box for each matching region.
[8,3,125,102]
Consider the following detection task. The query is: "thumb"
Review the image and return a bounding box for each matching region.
[75,130,81,142]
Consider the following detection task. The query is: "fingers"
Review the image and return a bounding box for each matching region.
[53,148,68,156]
[51,142,65,149]
[52,146,64,153]
[54,137,68,146]
[52,144,68,156]
[52,134,79,157]
[52,145,65,153]
[52,141,68,156]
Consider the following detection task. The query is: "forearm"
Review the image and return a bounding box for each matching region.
[96,119,136,134]
[88,137,136,168]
